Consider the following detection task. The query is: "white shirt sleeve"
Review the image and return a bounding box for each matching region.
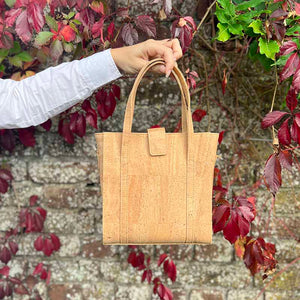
[0,48,122,129]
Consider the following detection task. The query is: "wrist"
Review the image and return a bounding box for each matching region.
[110,48,126,74]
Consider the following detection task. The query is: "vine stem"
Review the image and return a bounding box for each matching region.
[192,0,217,38]
[254,257,300,300]
[270,64,278,142]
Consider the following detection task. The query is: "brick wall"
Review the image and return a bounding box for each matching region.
[1,1,300,299]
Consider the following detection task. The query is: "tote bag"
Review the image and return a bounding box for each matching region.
[95,58,219,245]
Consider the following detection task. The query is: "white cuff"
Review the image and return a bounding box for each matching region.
[78,48,122,91]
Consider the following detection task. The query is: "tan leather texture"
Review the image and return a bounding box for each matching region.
[95,58,219,245]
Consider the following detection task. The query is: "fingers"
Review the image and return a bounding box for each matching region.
[162,38,183,60]
[145,38,183,77]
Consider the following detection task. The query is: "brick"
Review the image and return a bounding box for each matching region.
[43,184,100,209]
[81,236,116,259]
[155,244,194,262]
[42,133,97,158]
[46,209,95,234]
[9,158,27,181]
[275,188,300,215]
[194,235,233,262]
[48,283,82,300]
[81,282,115,300]
[251,214,300,240]
[189,288,225,300]
[171,288,187,300]
[0,207,19,231]
[1,181,43,207]
[115,284,151,300]
[28,158,98,184]
[25,259,102,283]
[265,290,300,300]
[227,289,264,300]
[16,234,80,258]
[275,239,300,263]
[176,261,253,289]
[254,264,300,291]
[118,244,155,261]
[100,261,142,285]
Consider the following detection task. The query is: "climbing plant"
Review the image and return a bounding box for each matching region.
[0,0,299,299]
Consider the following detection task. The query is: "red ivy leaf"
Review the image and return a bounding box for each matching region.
[291,118,300,143]
[15,10,32,43]
[50,233,61,251]
[279,41,298,56]
[278,118,291,145]
[218,130,225,144]
[60,25,76,42]
[292,64,300,92]
[263,153,282,195]
[0,129,15,152]
[295,2,300,15]
[0,266,9,276]
[8,241,18,255]
[135,15,156,38]
[0,246,11,264]
[34,235,44,251]
[121,23,138,46]
[158,253,168,267]
[59,119,74,144]
[280,52,300,82]
[96,90,116,120]
[192,109,206,122]
[92,16,105,43]
[111,84,121,100]
[278,149,292,171]
[40,119,52,131]
[18,127,36,147]
[261,111,289,129]
[89,0,104,14]
[33,263,43,275]
[286,88,298,112]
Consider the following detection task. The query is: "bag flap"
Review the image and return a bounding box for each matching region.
[147,127,167,156]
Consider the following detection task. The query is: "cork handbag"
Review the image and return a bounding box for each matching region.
[95,58,219,245]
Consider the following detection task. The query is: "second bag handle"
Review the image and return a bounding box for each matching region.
[122,58,194,135]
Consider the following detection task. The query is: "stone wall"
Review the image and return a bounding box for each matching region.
[1,0,300,299]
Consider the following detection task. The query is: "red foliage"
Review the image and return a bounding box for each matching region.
[213,196,256,244]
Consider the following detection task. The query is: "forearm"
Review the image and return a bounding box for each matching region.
[0,49,122,129]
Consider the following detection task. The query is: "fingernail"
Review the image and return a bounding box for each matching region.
[166,70,171,78]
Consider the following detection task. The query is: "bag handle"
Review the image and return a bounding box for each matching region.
[122,58,194,135]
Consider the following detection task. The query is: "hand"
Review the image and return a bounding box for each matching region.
[110,38,183,77]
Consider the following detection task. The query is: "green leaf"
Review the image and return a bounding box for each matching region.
[236,0,265,11]
[215,4,230,23]
[0,65,5,72]
[9,41,21,55]
[228,23,243,35]
[217,0,235,16]
[249,19,264,35]
[72,19,82,25]
[8,55,23,68]
[16,51,33,62]
[4,0,16,7]
[236,10,271,23]
[34,31,54,46]
[67,11,75,19]
[62,41,74,53]
[286,24,300,36]
[270,52,292,67]
[217,23,231,42]
[50,39,63,61]
[0,49,9,57]
[45,15,58,32]
[258,37,279,60]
